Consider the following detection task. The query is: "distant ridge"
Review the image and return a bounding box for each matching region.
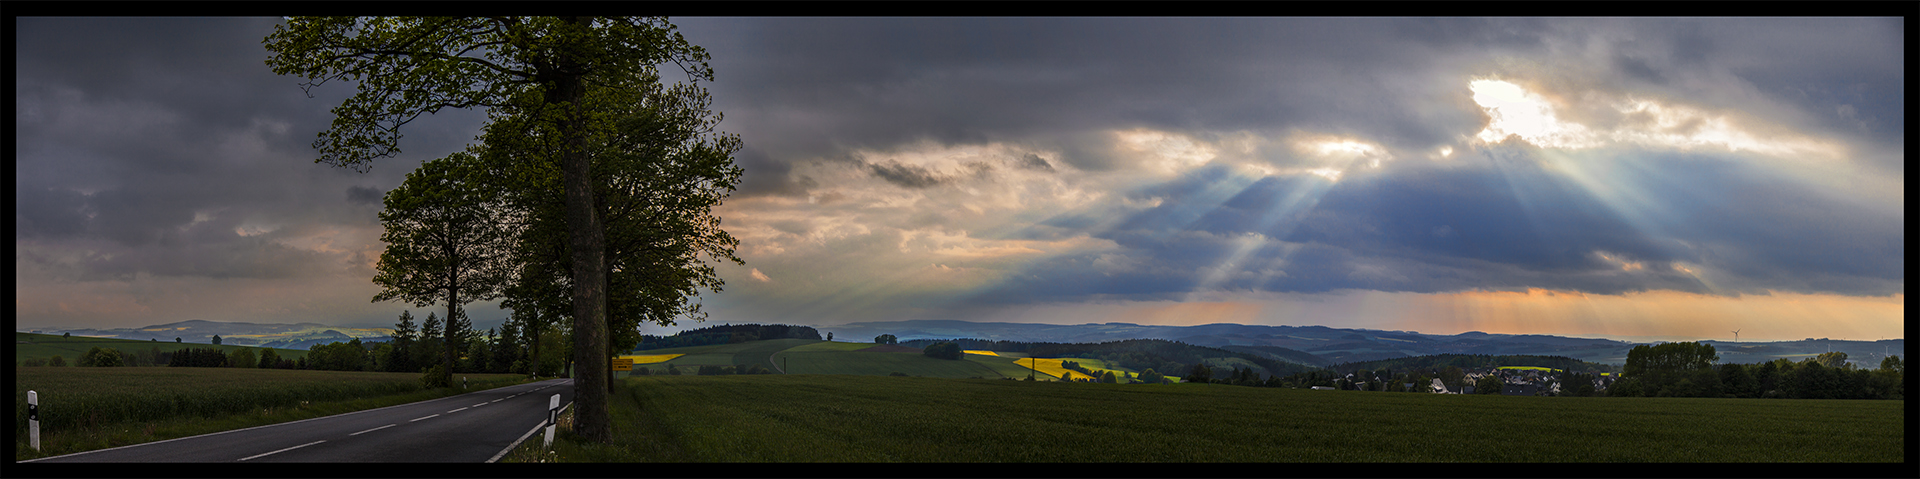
[820,320,1902,366]
[17,320,393,350]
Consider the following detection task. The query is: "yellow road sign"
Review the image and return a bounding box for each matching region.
[612,358,634,371]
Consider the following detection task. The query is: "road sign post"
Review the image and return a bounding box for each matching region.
[544,393,559,448]
[28,390,40,451]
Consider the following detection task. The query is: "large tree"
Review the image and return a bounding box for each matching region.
[370,153,513,386]
[476,78,742,392]
[267,17,713,442]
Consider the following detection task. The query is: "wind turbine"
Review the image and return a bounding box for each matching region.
[1731,329,1739,343]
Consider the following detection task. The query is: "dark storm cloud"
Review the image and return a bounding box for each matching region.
[14,16,1903,331]
[674,17,1510,183]
[677,16,1904,196]
[866,159,948,189]
[346,186,384,206]
[15,187,90,239]
[975,137,1902,301]
[78,217,334,282]
[1011,153,1055,172]
[16,17,484,289]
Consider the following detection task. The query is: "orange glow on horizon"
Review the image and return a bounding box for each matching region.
[1390,288,1904,342]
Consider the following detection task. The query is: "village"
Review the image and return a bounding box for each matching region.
[1309,366,1619,396]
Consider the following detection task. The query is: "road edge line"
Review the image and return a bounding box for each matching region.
[486,401,572,463]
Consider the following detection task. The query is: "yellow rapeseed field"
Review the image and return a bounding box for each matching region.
[962,350,998,356]
[619,354,685,364]
[1014,357,1131,382]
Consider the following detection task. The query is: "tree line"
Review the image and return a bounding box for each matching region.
[1604,342,1902,400]
[633,324,821,351]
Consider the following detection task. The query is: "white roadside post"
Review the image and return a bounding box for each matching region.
[29,390,41,451]
[544,394,559,448]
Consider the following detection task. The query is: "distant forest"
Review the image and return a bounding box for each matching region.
[633,324,821,351]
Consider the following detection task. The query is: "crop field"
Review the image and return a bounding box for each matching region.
[1497,366,1560,372]
[618,354,684,364]
[1014,357,1141,381]
[14,367,530,459]
[15,332,310,365]
[512,375,1906,463]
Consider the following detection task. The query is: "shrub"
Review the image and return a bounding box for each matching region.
[421,364,451,388]
[923,342,963,360]
[49,356,67,367]
[257,349,281,369]
[79,347,124,367]
[229,348,257,369]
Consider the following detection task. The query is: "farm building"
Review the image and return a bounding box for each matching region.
[1310,386,1336,390]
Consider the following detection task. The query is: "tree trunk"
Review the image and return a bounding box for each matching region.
[556,16,611,444]
[447,258,459,378]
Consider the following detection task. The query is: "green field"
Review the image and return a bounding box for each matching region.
[15,332,311,365]
[625,340,1042,379]
[508,375,1905,463]
[14,367,531,459]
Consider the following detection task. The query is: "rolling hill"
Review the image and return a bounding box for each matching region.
[17,320,392,350]
[15,332,311,365]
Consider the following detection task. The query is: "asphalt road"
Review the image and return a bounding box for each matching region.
[22,378,574,463]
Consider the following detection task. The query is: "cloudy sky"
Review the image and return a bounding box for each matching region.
[15,17,1904,342]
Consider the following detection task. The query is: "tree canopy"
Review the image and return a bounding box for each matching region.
[267,16,730,443]
[923,342,963,360]
[371,152,515,383]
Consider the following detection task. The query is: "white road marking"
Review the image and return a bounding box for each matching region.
[349,424,396,436]
[238,440,325,461]
[410,414,439,422]
[472,402,487,407]
[491,399,504,403]
[447,407,468,413]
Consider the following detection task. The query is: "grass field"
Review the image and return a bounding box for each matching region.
[15,332,311,365]
[506,375,1905,463]
[621,340,1181,381]
[14,367,531,460]
[627,340,1046,379]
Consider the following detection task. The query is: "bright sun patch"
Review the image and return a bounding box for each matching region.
[1470,79,1594,148]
